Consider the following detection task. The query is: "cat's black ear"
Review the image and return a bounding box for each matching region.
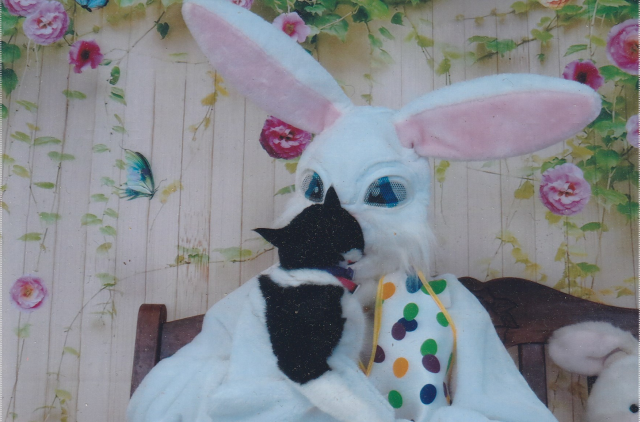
[254,228,283,247]
[324,186,341,209]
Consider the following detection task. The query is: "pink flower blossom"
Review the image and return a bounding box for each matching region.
[69,40,103,74]
[562,60,604,91]
[626,114,638,148]
[22,1,68,46]
[537,0,570,10]
[10,275,48,313]
[540,163,591,216]
[230,0,253,9]
[606,19,638,75]
[272,12,311,43]
[3,0,43,16]
[259,116,312,159]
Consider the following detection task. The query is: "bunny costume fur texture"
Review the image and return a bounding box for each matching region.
[126,0,602,421]
[549,322,639,422]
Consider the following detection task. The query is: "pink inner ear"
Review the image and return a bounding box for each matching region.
[395,91,598,161]
[184,3,342,134]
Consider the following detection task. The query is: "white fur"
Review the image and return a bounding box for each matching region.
[549,322,639,422]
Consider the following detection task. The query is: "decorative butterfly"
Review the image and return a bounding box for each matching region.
[115,149,158,200]
[76,0,108,12]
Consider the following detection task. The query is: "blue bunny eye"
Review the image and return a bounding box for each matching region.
[364,177,408,208]
[301,172,324,202]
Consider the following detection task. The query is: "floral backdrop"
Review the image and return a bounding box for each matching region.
[2,0,638,420]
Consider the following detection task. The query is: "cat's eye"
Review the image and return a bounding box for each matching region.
[630,404,638,413]
[301,171,324,203]
[364,176,408,208]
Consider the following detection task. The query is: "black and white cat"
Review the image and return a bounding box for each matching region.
[253,186,406,422]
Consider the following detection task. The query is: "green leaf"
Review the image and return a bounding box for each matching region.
[378,26,394,40]
[13,165,30,178]
[93,144,110,153]
[514,180,534,199]
[39,212,61,224]
[304,4,325,14]
[588,35,606,47]
[616,201,638,219]
[1,5,20,31]
[104,208,119,218]
[215,247,253,261]
[48,151,75,162]
[112,125,126,134]
[416,35,434,48]
[486,38,518,57]
[510,0,531,13]
[156,22,170,40]
[391,12,404,25]
[11,131,31,144]
[599,65,634,83]
[318,0,336,10]
[592,186,628,210]
[63,90,87,100]
[594,149,621,169]
[310,14,349,42]
[97,242,112,254]
[2,68,18,95]
[161,0,181,7]
[2,201,8,213]
[14,323,31,338]
[2,104,8,119]
[577,262,600,275]
[368,34,383,49]
[34,182,55,189]
[545,210,563,225]
[352,0,388,19]
[96,273,118,285]
[285,161,298,174]
[598,0,629,6]
[63,346,80,357]
[16,100,37,111]
[435,160,450,183]
[115,159,126,170]
[537,53,546,63]
[81,213,102,226]
[109,87,126,105]
[100,225,117,237]
[531,29,553,44]
[541,157,566,173]
[91,193,109,203]
[101,177,116,187]
[18,232,42,241]
[34,136,62,146]
[435,58,451,76]
[275,185,295,196]
[109,66,120,85]
[580,222,602,232]
[3,154,15,164]
[468,36,497,44]
[55,389,72,402]
[26,123,40,132]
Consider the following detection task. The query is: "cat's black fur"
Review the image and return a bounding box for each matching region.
[254,186,364,384]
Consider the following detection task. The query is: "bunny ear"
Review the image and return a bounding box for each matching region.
[182,0,352,134]
[548,322,638,376]
[393,74,601,161]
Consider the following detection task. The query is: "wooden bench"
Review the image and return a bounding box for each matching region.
[130,276,639,405]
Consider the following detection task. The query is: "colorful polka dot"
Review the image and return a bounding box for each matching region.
[436,312,449,327]
[388,390,403,408]
[421,279,447,295]
[403,303,419,321]
[374,345,385,363]
[382,282,396,300]
[405,274,421,293]
[391,322,406,340]
[419,384,437,405]
[393,357,409,378]
[398,317,418,332]
[420,339,438,356]
[422,354,440,373]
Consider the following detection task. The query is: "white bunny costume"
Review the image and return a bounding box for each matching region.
[126,0,601,421]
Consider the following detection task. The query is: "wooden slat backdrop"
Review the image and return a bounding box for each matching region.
[2,0,637,421]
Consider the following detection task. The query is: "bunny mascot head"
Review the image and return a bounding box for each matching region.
[181,0,600,283]
[126,2,601,422]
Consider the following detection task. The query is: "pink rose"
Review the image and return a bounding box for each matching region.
[259,116,312,159]
[537,0,570,9]
[22,0,68,46]
[69,40,103,74]
[540,163,591,216]
[230,0,253,9]
[3,0,43,16]
[10,275,48,312]
[562,60,604,91]
[272,12,311,43]
[606,19,638,75]
[626,114,638,148]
